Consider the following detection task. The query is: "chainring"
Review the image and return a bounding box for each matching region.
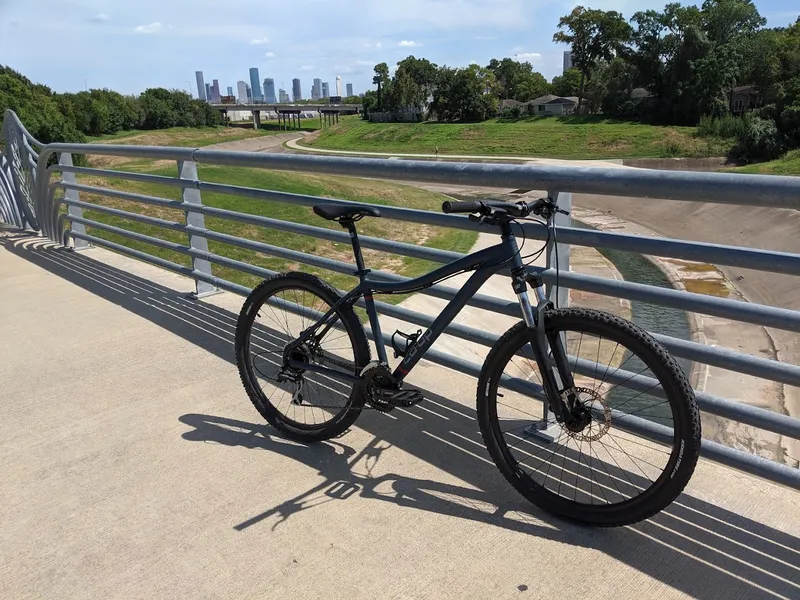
[360,363,399,413]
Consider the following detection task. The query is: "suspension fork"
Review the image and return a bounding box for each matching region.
[513,269,577,424]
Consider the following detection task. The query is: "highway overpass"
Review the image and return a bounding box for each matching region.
[209,103,361,129]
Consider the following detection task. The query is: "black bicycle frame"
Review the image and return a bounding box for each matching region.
[286,215,572,407]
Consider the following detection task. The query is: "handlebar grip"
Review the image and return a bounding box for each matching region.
[442,200,484,214]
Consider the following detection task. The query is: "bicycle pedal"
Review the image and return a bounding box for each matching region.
[376,387,424,407]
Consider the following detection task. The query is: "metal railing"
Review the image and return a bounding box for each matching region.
[2,109,799,489]
[0,110,42,230]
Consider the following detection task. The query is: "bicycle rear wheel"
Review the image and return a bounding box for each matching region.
[235,272,371,442]
[477,308,701,526]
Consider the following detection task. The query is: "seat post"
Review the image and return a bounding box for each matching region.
[343,220,368,278]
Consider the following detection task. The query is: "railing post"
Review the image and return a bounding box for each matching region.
[4,124,27,229]
[177,158,218,298]
[546,189,572,308]
[59,152,90,250]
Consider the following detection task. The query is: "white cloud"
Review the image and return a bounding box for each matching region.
[265,52,277,58]
[134,22,167,34]
[397,40,421,47]
[249,36,269,45]
[90,13,110,23]
[300,65,313,71]
[514,52,542,62]
[365,0,528,30]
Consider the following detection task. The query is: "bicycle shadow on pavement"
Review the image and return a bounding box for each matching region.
[4,235,799,600]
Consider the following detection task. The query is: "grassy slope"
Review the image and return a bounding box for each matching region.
[86,124,311,146]
[76,139,475,297]
[305,116,732,159]
[729,149,800,176]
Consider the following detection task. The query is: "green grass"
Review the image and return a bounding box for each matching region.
[304,115,733,159]
[74,156,476,300]
[729,149,800,176]
[86,122,317,147]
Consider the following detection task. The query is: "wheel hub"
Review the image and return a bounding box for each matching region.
[277,341,316,383]
[561,387,610,442]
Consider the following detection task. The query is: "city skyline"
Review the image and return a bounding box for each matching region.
[194,68,358,102]
[2,1,796,96]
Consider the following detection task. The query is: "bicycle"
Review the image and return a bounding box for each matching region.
[235,197,701,526]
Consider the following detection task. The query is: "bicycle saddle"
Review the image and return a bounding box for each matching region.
[313,204,382,222]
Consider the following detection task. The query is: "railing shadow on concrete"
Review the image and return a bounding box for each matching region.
[2,234,798,600]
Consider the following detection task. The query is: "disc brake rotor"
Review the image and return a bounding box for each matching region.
[561,386,611,442]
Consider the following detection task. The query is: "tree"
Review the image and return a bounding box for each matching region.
[430,65,497,122]
[395,56,438,111]
[701,0,765,46]
[553,6,633,111]
[598,57,637,115]
[486,58,551,101]
[361,90,378,118]
[551,68,583,97]
[372,63,390,111]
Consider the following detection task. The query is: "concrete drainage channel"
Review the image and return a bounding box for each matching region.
[572,218,693,376]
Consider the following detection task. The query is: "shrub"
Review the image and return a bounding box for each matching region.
[779,105,800,150]
[697,114,750,139]
[732,117,783,162]
[499,105,522,119]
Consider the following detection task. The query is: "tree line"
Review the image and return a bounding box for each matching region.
[0,65,221,146]
[363,1,799,160]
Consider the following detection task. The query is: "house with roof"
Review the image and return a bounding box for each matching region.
[730,85,762,115]
[528,94,580,116]
[500,95,579,116]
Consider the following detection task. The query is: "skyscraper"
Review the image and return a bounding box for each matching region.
[249,67,263,101]
[264,78,277,103]
[211,79,221,103]
[246,84,252,102]
[292,78,302,102]
[346,83,354,97]
[335,76,343,97]
[195,71,206,101]
[322,82,329,98]
[205,83,211,100]
[312,78,322,100]
[237,81,248,104]
[279,88,290,103]
[563,51,573,73]
[227,86,234,97]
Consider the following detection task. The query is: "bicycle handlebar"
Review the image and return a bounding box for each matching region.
[441,200,487,214]
[442,198,565,219]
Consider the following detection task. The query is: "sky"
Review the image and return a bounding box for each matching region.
[0,0,797,98]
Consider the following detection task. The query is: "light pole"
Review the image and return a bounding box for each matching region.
[185,80,194,98]
[84,79,88,91]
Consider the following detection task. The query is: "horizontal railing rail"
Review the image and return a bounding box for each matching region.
[1,108,798,488]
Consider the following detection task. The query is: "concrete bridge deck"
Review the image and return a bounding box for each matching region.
[1,230,799,600]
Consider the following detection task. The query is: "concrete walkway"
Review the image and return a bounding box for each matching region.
[2,231,799,600]
[284,136,628,169]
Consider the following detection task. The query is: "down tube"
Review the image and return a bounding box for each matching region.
[393,267,500,380]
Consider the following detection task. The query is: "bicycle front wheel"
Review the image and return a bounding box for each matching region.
[235,272,371,442]
[477,308,701,527]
